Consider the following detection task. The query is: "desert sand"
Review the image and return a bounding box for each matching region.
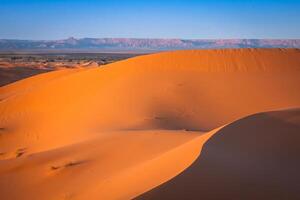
[0,49,299,199]
[137,108,300,200]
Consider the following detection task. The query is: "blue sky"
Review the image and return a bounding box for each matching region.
[0,0,300,39]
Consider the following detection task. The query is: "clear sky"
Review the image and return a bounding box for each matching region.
[0,0,300,40]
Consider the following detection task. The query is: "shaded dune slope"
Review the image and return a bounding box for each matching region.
[0,49,300,199]
[137,108,300,200]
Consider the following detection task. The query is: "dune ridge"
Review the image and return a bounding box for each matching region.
[0,49,300,199]
[137,108,300,200]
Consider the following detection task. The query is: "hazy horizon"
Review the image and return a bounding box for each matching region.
[2,37,300,41]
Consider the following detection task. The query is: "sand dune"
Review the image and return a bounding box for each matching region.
[0,49,300,199]
[137,108,300,199]
[0,130,211,199]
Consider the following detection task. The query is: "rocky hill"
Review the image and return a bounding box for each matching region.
[0,38,299,51]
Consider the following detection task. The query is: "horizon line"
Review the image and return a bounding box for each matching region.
[1,37,300,41]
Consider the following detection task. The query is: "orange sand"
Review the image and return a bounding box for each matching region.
[137,108,300,199]
[0,49,300,199]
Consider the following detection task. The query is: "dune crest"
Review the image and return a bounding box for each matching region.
[0,49,300,199]
[137,108,300,199]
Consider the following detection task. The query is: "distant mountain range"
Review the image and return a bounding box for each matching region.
[0,38,299,52]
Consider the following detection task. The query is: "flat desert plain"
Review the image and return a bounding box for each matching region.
[0,49,300,200]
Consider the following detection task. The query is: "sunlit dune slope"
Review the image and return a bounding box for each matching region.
[0,49,299,153]
[0,68,86,100]
[0,130,213,200]
[137,108,300,200]
[0,49,300,200]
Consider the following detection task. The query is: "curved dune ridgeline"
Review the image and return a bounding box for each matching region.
[137,108,300,200]
[0,49,300,199]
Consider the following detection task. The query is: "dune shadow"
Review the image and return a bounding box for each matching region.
[137,108,300,200]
